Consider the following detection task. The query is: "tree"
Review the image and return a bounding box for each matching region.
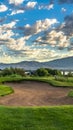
[35,68,48,76]
[1,67,25,77]
[68,72,73,77]
[46,68,61,76]
[2,68,12,76]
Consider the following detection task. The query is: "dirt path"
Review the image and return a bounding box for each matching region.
[0,81,73,106]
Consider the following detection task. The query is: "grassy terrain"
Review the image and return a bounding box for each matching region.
[0,75,73,87]
[0,106,73,130]
[68,90,73,97]
[0,75,73,130]
[0,85,14,96]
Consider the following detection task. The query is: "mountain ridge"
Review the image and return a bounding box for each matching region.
[0,56,73,70]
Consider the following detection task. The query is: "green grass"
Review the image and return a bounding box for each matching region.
[0,106,73,130]
[0,76,73,129]
[68,90,73,97]
[0,75,73,87]
[0,85,14,96]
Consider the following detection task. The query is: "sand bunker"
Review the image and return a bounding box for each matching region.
[0,81,73,106]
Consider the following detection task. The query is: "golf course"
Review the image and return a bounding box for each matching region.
[0,74,73,130]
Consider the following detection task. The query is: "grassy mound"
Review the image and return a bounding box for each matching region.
[0,85,14,96]
[0,75,73,87]
[68,90,73,97]
[0,106,73,130]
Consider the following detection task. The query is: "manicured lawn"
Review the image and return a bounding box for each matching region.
[0,76,73,130]
[0,106,73,130]
[0,85,14,96]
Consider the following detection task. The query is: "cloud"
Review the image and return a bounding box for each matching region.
[0,4,8,12]
[32,13,73,52]
[33,13,73,51]
[0,21,16,31]
[19,48,60,62]
[26,1,37,9]
[60,14,73,36]
[0,21,17,44]
[10,10,24,15]
[61,8,67,12]
[9,0,24,5]
[34,29,69,50]
[23,18,58,36]
[39,4,54,10]
[0,33,31,51]
[9,1,37,15]
[0,44,73,63]
[47,4,54,10]
[6,36,31,51]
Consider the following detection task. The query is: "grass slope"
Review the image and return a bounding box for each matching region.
[0,85,13,96]
[0,106,73,130]
[68,90,73,97]
[0,75,73,87]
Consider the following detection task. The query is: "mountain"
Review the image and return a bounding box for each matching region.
[44,56,73,70]
[0,56,73,70]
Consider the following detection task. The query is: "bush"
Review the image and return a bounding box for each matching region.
[68,72,73,77]
[46,68,62,76]
[35,68,48,76]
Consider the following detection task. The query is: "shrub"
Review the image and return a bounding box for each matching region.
[35,68,49,76]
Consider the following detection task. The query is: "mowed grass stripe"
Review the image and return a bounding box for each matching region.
[0,106,73,130]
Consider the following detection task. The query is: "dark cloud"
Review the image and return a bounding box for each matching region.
[0,39,9,42]
[17,26,35,36]
[61,14,73,36]
[58,46,65,50]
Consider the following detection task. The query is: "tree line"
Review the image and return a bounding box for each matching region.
[0,67,25,77]
[34,68,62,76]
[0,67,64,77]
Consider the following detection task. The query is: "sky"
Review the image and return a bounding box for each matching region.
[0,0,73,63]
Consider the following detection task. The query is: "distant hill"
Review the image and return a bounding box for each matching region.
[44,57,73,70]
[0,57,73,70]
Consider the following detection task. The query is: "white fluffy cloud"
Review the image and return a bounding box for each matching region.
[48,30,69,47]
[26,1,37,9]
[9,0,24,5]
[0,21,16,42]
[0,4,8,12]
[0,21,16,30]
[34,30,69,50]
[24,18,58,35]
[6,36,31,51]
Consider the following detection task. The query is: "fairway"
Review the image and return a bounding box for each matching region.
[0,106,73,130]
[0,81,73,106]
